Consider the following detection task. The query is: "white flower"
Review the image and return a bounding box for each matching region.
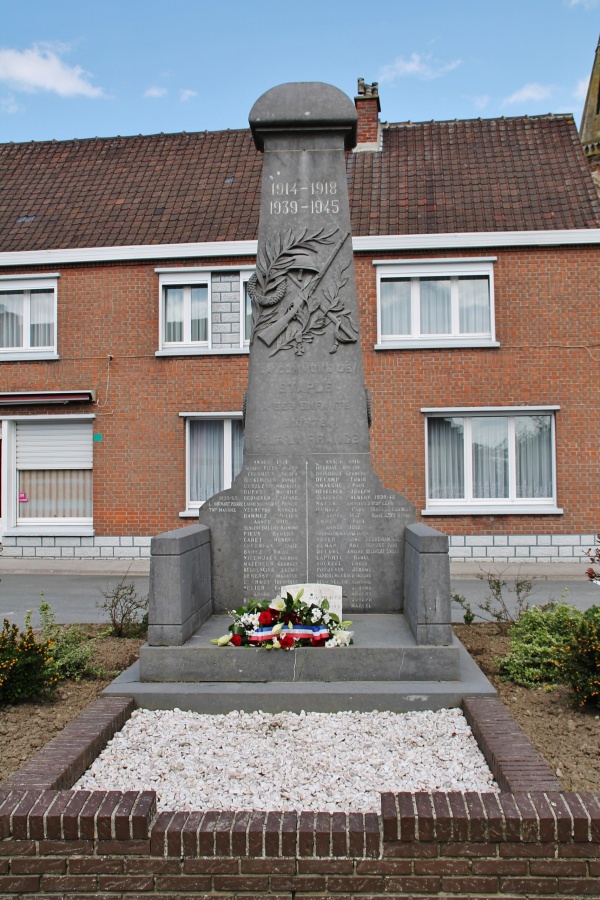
[310,608,322,622]
[272,622,284,635]
[323,614,331,625]
[332,630,353,646]
[272,639,281,649]
[269,597,286,612]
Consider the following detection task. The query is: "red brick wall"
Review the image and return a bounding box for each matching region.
[355,97,380,144]
[0,243,598,539]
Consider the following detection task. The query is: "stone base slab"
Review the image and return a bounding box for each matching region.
[139,614,461,683]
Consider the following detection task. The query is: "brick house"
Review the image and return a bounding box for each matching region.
[0,80,598,564]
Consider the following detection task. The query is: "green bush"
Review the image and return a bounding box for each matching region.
[499,603,583,686]
[557,606,600,708]
[0,614,57,703]
[39,600,100,680]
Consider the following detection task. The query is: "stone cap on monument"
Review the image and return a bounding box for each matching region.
[249,82,358,151]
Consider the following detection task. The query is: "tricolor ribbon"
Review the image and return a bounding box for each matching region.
[248,625,330,643]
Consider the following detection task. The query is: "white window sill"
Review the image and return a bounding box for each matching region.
[4,525,95,536]
[0,351,60,362]
[422,506,563,516]
[156,347,249,357]
[375,340,500,351]
[179,509,201,517]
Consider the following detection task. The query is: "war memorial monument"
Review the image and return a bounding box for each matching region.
[105,82,494,711]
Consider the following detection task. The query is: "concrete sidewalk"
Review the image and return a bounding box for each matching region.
[0,556,597,629]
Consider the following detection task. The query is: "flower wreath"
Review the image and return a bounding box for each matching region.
[211,590,353,650]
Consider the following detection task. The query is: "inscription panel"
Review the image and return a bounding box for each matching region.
[241,457,304,600]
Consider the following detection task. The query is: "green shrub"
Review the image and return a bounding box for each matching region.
[558,606,600,708]
[0,614,57,703]
[39,600,100,680]
[499,603,583,686]
[97,575,148,637]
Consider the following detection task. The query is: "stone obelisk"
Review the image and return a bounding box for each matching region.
[199,82,415,612]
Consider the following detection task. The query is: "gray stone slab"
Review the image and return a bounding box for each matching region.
[404,523,452,646]
[139,614,461,683]
[148,525,212,646]
[104,641,496,714]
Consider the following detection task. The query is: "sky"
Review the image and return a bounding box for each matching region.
[0,0,599,144]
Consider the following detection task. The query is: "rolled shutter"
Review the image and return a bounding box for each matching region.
[16,421,93,470]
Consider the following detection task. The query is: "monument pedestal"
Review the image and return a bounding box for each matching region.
[104,611,496,713]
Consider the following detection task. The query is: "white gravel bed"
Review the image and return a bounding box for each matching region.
[74,707,498,812]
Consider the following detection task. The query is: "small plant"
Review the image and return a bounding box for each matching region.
[584,534,600,583]
[39,599,100,680]
[557,606,600,708]
[452,568,534,631]
[499,603,583,686]
[0,612,57,703]
[97,574,148,637]
[453,593,475,625]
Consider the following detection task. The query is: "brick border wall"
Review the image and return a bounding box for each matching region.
[1,696,598,897]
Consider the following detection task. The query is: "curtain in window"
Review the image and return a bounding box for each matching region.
[232,420,244,479]
[420,278,451,334]
[18,470,92,518]
[30,290,54,347]
[472,417,508,498]
[0,292,23,348]
[516,416,552,498]
[428,417,465,499]
[243,282,252,342]
[190,286,208,342]
[189,420,223,502]
[380,279,410,335]
[458,277,490,334]
[164,287,184,342]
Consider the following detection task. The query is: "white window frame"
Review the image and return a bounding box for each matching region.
[179,412,243,516]
[375,257,499,349]
[0,414,95,536]
[0,274,59,361]
[156,267,252,356]
[422,406,562,515]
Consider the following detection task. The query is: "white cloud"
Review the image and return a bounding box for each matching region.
[472,94,489,110]
[378,52,461,84]
[0,44,103,97]
[566,0,599,8]
[144,86,168,98]
[0,95,19,113]
[179,88,197,102]
[574,77,590,101]
[502,82,553,106]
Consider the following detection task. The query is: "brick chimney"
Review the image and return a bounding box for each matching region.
[354,78,381,150]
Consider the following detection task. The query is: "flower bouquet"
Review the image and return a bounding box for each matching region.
[211,590,353,650]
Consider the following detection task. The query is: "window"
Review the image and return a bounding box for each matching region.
[423,408,561,515]
[181,414,244,513]
[1,416,94,534]
[241,272,253,345]
[157,268,254,355]
[375,258,498,349]
[0,275,58,360]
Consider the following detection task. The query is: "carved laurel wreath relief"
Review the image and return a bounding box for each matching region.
[248,226,358,356]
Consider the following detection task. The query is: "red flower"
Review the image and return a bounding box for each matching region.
[230,633,242,646]
[311,637,327,647]
[258,609,275,626]
[279,633,295,650]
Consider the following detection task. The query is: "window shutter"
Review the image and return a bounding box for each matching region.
[16,421,93,470]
